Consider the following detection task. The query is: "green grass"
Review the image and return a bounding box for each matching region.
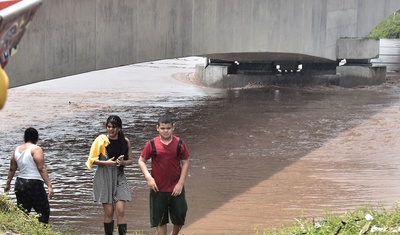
[3,192,400,235]
[259,204,400,235]
[0,193,145,235]
[368,11,400,38]
[0,193,63,235]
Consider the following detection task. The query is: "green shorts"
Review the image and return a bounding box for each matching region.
[149,188,188,227]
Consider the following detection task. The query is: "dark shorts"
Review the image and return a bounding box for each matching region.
[15,177,50,224]
[149,188,188,227]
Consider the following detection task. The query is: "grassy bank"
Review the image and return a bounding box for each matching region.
[261,204,400,235]
[0,194,63,235]
[0,194,146,235]
[3,190,400,235]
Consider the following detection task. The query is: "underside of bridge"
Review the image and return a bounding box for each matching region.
[195,38,386,88]
[207,52,336,74]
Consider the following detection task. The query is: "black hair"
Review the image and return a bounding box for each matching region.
[106,115,122,129]
[106,115,128,163]
[24,127,39,144]
[157,115,174,125]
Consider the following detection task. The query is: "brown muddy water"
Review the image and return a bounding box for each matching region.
[0,40,400,235]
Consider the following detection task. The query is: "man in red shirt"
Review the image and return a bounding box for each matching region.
[138,115,190,235]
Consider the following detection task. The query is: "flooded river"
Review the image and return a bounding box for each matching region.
[0,40,400,234]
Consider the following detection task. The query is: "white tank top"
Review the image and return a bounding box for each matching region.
[14,144,43,181]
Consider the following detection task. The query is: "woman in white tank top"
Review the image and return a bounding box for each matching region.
[4,127,53,224]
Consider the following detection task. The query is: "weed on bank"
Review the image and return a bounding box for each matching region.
[0,193,62,235]
[3,192,400,235]
[261,204,400,235]
[0,193,145,235]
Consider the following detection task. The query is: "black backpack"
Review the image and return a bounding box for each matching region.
[150,138,183,159]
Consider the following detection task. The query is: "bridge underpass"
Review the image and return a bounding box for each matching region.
[3,0,400,88]
[196,38,384,88]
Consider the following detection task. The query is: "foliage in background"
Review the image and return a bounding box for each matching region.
[368,11,400,38]
[261,204,400,235]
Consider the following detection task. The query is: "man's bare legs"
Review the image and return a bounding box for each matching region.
[156,224,167,235]
[156,224,182,235]
[171,224,182,235]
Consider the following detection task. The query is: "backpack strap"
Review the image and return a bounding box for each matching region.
[150,137,183,159]
[177,138,183,159]
[150,138,157,158]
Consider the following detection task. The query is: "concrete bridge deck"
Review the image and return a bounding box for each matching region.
[4,0,400,88]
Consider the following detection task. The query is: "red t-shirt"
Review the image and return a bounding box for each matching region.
[141,136,190,192]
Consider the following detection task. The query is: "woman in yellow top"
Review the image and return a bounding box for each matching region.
[87,115,133,235]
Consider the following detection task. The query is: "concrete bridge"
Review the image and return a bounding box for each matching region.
[4,0,400,88]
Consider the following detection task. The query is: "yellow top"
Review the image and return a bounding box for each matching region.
[86,134,110,170]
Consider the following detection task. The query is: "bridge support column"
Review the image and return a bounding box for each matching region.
[195,63,228,88]
[336,65,386,87]
[336,37,386,87]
